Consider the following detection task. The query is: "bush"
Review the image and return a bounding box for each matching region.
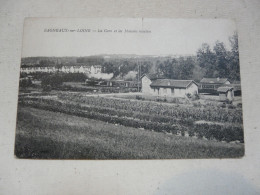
[228,104,236,109]
[41,73,63,90]
[42,84,52,92]
[191,93,200,101]
[237,103,242,108]
[136,95,144,100]
[192,102,201,107]
[62,73,88,82]
[186,93,192,99]
[220,103,226,108]
[19,78,32,88]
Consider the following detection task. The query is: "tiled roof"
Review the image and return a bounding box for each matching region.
[150,79,197,88]
[217,86,233,93]
[200,78,229,84]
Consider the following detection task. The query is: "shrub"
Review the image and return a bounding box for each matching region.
[237,103,242,108]
[220,103,226,108]
[186,93,192,99]
[191,94,200,101]
[42,84,52,92]
[19,78,32,88]
[41,73,63,90]
[228,104,236,109]
[192,102,201,107]
[136,95,144,100]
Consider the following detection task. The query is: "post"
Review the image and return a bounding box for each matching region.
[137,61,139,92]
[139,63,141,92]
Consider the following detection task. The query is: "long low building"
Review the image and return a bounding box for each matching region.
[141,74,198,98]
[20,64,102,74]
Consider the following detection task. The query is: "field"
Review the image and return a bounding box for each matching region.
[15,91,244,159]
[15,106,244,159]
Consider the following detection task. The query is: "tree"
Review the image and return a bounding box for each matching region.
[55,63,63,72]
[41,73,63,91]
[140,61,151,75]
[228,32,240,81]
[196,33,241,81]
[157,59,175,79]
[103,62,120,78]
[213,41,228,77]
[176,57,195,80]
[197,43,217,77]
[39,59,55,66]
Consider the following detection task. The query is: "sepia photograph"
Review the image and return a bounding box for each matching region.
[15,18,244,159]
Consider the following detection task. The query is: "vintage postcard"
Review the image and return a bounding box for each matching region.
[15,18,244,159]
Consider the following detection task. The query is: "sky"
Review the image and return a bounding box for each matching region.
[22,18,237,57]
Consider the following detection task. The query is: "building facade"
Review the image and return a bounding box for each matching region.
[141,74,198,98]
[200,78,231,91]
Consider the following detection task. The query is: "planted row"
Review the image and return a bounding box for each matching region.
[57,94,243,123]
[19,98,244,143]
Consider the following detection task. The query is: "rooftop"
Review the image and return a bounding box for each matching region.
[150,79,197,88]
[217,86,233,93]
[200,78,229,84]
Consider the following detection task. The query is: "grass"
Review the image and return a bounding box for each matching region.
[15,106,244,159]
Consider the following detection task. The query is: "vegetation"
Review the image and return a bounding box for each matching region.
[19,78,33,88]
[20,32,240,82]
[41,74,63,91]
[15,106,244,159]
[41,73,88,91]
[197,32,240,81]
[19,93,244,143]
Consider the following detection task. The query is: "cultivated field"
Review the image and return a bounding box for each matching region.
[15,106,244,159]
[15,91,244,159]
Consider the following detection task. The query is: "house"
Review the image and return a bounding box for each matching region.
[217,86,234,102]
[20,64,105,77]
[73,66,81,73]
[141,74,164,94]
[199,78,231,92]
[82,65,91,74]
[141,74,198,98]
[61,66,71,73]
[91,65,102,74]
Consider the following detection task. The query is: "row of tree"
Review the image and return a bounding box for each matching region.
[22,33,240,82]
[100,32,240,82]
[197,32,240,81]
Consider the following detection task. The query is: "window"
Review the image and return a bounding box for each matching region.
[171,88,174,94]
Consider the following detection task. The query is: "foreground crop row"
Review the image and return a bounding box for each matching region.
[19,96,244,143]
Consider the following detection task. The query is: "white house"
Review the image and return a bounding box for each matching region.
[141,74,198,98]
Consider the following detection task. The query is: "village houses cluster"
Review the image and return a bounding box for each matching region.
[20,63,239,102]
[21,64,102,75]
